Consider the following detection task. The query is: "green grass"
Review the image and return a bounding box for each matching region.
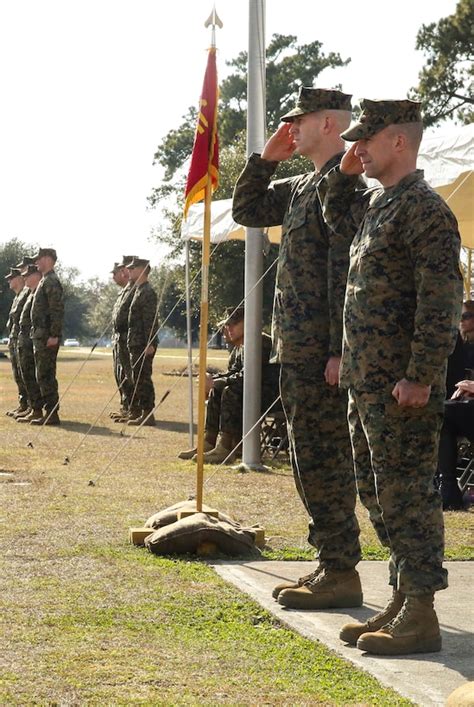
[1,351,471,704]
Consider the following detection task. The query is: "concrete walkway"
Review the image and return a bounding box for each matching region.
[212,560,473,706]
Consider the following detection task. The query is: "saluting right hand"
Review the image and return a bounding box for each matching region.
[261,123,296,162]
[340,142,364,176]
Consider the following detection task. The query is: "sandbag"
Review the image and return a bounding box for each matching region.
[144,512,261,558]
[145,500,235,529]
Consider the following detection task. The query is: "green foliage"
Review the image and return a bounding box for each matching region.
[412,0,474,126]
[153,106,197,180]
[147,34,341,337]
[0,238,38,334]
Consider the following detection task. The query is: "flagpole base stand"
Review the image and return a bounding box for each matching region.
[231,462,271,474]
[129,528,154,546]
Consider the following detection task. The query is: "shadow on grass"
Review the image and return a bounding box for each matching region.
[154,420,198,434]
[60,421,121,437]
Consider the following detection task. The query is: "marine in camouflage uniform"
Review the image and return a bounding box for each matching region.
[30,248,64,424]
[179,307,279,463]
[4,267,29,416]
[16,265,44,422]
[110,257,136,419]
[233,88,363,609]
[126,258,158,426]
[319,99,463,655]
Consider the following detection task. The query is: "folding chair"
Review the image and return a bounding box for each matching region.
[261,409,288,460]
[457,439,474,495]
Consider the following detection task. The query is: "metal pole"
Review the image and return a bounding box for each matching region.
[242,0,266,467]
[185,239,194,447]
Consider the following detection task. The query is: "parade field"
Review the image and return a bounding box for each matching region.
[1,348,472,704]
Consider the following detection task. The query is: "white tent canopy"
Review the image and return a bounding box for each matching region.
[181,123,474,249]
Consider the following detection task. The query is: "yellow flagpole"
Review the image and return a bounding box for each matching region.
[195,178,212,512]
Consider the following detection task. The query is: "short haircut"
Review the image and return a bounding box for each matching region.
[326,109,352,132]
[387,121,423,150]
[463,300,474,312]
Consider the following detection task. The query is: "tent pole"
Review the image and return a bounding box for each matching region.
[242,0,266,468]
[185,239,194,447]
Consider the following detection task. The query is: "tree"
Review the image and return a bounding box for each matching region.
[0,238,38,334]
[148,34,350,334]
[151,34,349,184]
[412,0,474,126]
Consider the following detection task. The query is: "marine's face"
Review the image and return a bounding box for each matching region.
[288,112,323,156]
[8,275,22,291]
[113,267,128,287]
[460,307,474,337]
[35,255,54,273]
[225,319,244,345]
[354,127,396,180]
[25,273,41,290]
[127,266,141,283]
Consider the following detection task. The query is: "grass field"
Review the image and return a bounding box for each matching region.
[1,347,472,704]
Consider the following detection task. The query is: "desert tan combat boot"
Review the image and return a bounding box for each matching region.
[9,403,29,418]
[17,408,43,423]
[339,589,405,645]
[128,410,156,426]
[278,567,363,610]
[31,410,60,426]
[356,594,441,655]
[272,565,323,600]
[178,439,214,460]
[14,406,33,419]
[195,433,236,464]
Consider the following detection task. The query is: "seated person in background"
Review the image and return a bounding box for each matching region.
[178,306,279,463]
[437,301,474,510]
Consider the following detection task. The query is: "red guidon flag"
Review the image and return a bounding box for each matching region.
[183,47,219,218]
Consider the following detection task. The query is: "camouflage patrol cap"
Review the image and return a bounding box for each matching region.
[281,87,352,122]
[15,255,36,269]
[341,99,423,141]
[111,262,123,274]
[126,257,150,269]
[122,255,139,267]
[4,267,22,281]
[32,247,57,262]
[217,306,245,329]
[21,264,40,277]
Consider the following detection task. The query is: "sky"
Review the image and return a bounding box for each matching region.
[0,0,458,281]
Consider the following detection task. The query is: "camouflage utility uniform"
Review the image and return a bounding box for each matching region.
[233,153,361,570]
[319,167,463,594]
[18,291,43,410]
[112,282,135,411]
[127,281,158,413]
[30,270,64,413]
[6,287,29,409]
[207,332,278,440]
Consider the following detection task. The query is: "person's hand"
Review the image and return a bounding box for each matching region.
[46,336,59,349]
[144,345,156,357]
[340,142,364,176]
[261,123,296,162]
[392,378,431,407]
[324,356,341,386]
[452,380,474,399]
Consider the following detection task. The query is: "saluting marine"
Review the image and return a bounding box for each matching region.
[233,87,363,609]
[319,99,463,655]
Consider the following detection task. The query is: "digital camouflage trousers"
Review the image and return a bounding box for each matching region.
[129,347,155,412]
[32,339,59,412]
[348,389,447,595]
[8,340,28,406]
[18,339,43,409]
[280,363,361,570]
